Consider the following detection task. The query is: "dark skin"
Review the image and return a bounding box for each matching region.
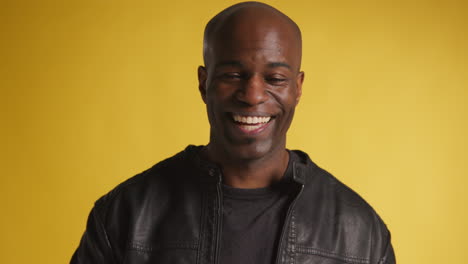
[198,3,304,188]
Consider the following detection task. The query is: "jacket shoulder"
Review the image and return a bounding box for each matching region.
[293,150,384,220]
[292,150,393,263]
[92,148,193,221]
[75,147,204,262]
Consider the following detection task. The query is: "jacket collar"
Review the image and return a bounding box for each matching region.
[184,145,310,186]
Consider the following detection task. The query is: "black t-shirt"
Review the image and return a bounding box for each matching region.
[219,153,296,264]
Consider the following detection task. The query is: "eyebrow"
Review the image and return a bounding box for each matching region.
[214,61,292,70]
[215,60,244,68]
[267,62,291,70]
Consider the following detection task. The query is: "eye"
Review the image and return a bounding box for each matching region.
[224,73,242,79]
[217,72,244,83]
[265,75,288,85]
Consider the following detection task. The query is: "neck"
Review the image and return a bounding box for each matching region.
[202,144,290,189]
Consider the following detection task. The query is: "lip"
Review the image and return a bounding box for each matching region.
[236,121,272,134]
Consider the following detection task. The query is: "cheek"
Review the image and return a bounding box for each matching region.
[205,97,225,126]
[275,92,298,128]
[206,84,229,103]
[270,88,299,112]
[213,85,237,100]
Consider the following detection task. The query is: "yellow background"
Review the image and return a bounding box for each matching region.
[1,0,467,263]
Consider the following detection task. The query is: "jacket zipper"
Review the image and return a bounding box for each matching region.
[275,183,304,264]
[214,179,223,264]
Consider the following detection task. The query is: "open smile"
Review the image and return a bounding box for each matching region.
[231,113,274,133]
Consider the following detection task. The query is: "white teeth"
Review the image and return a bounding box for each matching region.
[233,114,271,124]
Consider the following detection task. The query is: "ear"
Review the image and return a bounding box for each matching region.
[295,71,304,106]
[198,66,208,104]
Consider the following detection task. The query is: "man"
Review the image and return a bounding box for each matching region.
[72,2,395,264]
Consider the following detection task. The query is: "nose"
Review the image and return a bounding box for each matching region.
[235,75,268,106]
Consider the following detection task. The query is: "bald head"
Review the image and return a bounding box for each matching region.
[203,2,302,71]
[197,2,305,163]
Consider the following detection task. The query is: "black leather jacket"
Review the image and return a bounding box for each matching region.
[71,145,395,264]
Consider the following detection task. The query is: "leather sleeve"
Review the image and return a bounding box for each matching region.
[374,214,396,264]
[378,232,396,264]
[70,206,115,264]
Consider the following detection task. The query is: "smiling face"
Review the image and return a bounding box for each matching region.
[199,6,304,162]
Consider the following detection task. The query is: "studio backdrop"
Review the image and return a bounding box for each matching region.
[1,0,467,263]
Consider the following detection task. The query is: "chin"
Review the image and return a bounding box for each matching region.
[225,141,276,162]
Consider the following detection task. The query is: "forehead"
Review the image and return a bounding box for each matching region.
[214,30,289,61]
[206,10,301,70]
